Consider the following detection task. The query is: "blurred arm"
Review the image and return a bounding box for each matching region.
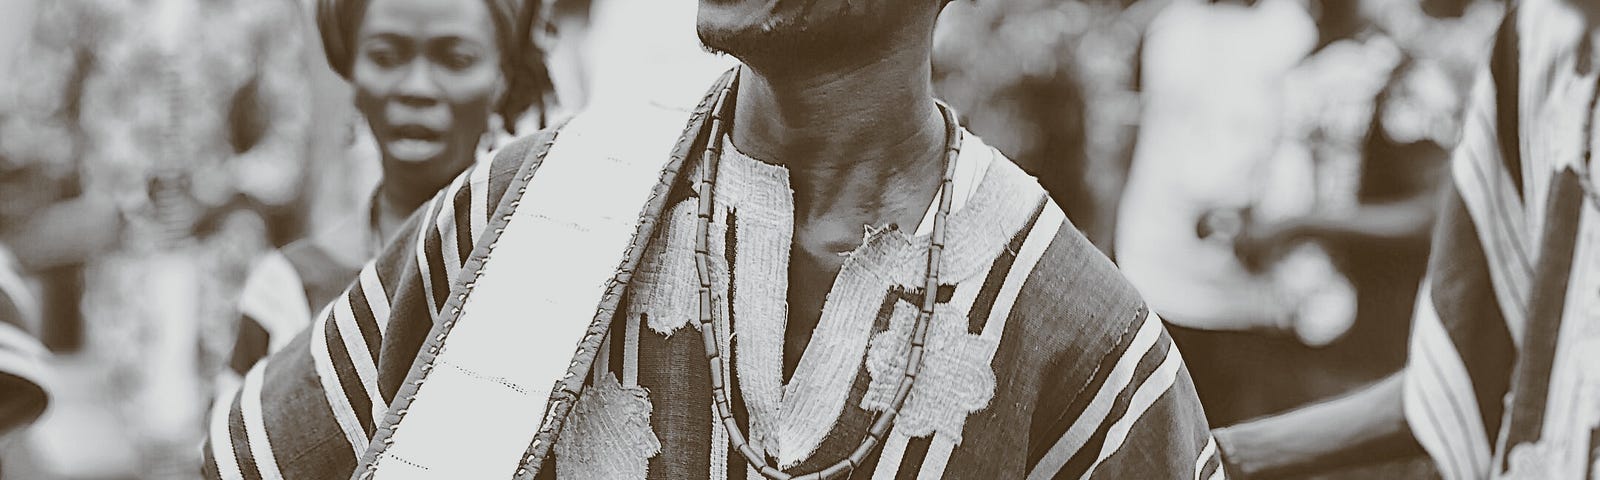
[1213,373,1419,478]
[1286,191,1441,245]
[0,194,122,272]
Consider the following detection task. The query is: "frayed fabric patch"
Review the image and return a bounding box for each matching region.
[628,200,705,337]
[860,302,998,444]
[555,373,663,480]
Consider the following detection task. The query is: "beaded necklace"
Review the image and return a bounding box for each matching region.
[692,71,963,480]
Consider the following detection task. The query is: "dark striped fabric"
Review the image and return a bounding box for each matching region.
[202,78,1214,479]
[202,134,542,480]
[228,239,357,376]
[1398,2,1600,479]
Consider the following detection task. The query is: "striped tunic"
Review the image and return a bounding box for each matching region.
[228,201,376,378]
[1400,2,1600,478]
[203,72,1217,479]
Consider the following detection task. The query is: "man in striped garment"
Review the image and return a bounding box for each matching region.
[202,0,1218,478]
[1214,1,1600,478]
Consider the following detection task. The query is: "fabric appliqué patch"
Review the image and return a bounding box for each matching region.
[555,373,663,480]
[860,297,998,444]
[1501,440,1556,480]
[628,200,718,336]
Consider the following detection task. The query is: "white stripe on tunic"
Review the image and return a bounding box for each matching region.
[436,173,468,283]
[1194,436,1217,480]
[358,265,391,336]
[208,388,246,480]
[240,361,285,479]
[414,196,443,323]
[623,303,641,388]
[470,160,493,241]
[333,294,387,417]
[1452,123,1532,342]
[1026,312,1165,480]
[1403,284,1492,480]
[871,427,912,480]
[308,301,369,456]
[918,435,958,480]
[1078,338,1183,479]
[985,198,1063,342]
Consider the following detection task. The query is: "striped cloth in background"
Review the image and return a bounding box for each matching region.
[1401,2,1600,478]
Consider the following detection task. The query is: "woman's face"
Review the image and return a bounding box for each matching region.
[353,0,502,171]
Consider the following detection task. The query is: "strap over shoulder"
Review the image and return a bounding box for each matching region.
[357,68,736,480]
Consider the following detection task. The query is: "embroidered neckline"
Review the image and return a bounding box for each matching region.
[695,70,962,479]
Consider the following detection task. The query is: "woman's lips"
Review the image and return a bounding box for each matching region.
[391,124,444,141]
[386,125,447,161]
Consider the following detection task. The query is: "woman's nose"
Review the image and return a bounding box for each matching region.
[394,61,441,106]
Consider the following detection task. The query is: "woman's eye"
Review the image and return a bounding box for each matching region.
[441,52,478,71]
[366,47,403,68]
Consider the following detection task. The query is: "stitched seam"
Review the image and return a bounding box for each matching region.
[383,453,431,471]
[443,360,530,395]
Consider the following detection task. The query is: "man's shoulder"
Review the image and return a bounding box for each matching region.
[1010,205,1146,335]
[1001,216,1151,394]
[979,154,1148,371]
[965,139,1144,320]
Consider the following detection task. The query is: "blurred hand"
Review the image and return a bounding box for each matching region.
[1233,218,1310,273]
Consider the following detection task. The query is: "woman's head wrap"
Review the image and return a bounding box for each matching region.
[317,0,551,134]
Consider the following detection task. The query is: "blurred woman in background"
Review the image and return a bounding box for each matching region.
[222,0,552,387]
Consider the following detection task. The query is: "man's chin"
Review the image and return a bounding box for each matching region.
[697,17,821,67]
[696,22,759,60]
[695,0,799,55]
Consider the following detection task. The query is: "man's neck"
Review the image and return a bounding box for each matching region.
[728,37,947,230]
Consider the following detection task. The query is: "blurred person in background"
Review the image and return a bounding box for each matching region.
[1122,0,1500,477]
[221,0,553,387]
[0,0,312,475]
[1215,0,1600,477]
[1116,0,1341,341]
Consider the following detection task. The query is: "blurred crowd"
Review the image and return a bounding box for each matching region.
[0,0,1506,478]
